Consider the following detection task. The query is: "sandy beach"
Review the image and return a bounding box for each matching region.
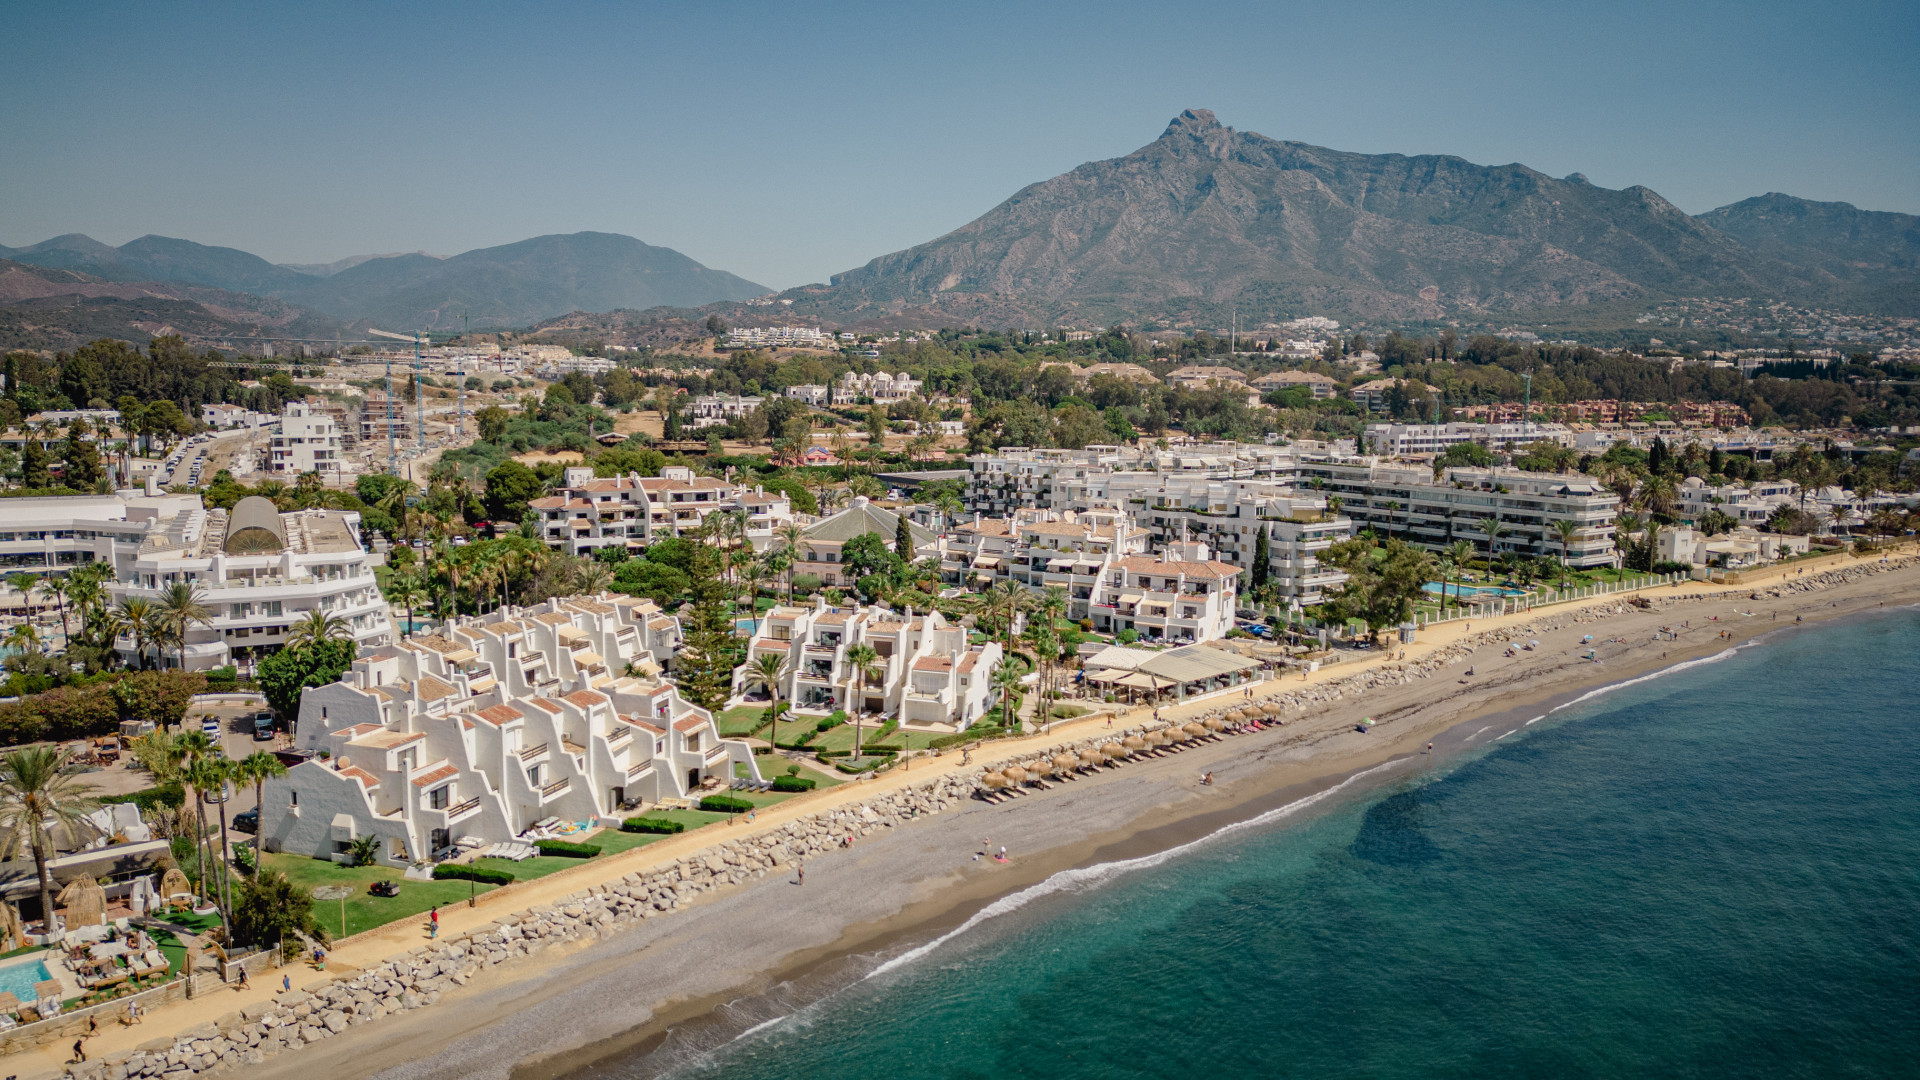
[29,549,1920,1080]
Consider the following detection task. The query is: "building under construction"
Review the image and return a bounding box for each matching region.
[357,393,412,447]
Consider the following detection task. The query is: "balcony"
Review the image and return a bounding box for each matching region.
[517,742,550,762]
[625,761,655,780]
[445,796,482,821]
[540,777,572,800]
[607,726,633,747]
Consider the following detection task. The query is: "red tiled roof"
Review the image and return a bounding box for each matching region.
[411,764,458,787]
[564,690,607,708]
[475,703,524,726]
[912,656,951,672]
[672,716,706,733]
[526,697,563,714]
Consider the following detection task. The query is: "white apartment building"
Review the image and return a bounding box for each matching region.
[0,492,201,583]
[939,507,1150,618]
[1250,370,1339,399]
[530,465,794,555]
[725,326,832,349]
[260,598,753,868]
[965,445,1148,516]
[738,599,1001,728]
[1656,525,1810,572]
[833,371,922,405]
[1123,482,1352,605]
[200,403,272,430]
[1674,476,1801,526]
[1089,539,1242,645]
[793,498,939,587]
[1293,458,1619,567]
[1364,422,1575,457]
[686,394,764,428]
[107,496,393,671]
[784,384,830,407]
[268,400,348,479]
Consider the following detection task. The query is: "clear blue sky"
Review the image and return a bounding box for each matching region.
[2,0,1914,290]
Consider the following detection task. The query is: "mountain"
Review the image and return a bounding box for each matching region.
[0,233,318,294]
[282,232,769,330]
[276,252,420,278]
[779,109,1917,325]
[0,259,345,352]
[1696,193,1919,280]
[1,231,769,333]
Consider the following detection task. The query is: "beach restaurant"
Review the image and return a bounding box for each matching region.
[1082,644,1262,703]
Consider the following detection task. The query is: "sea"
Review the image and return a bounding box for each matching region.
[585,610,1920,1080]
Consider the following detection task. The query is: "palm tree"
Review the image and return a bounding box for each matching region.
[1445,539,1474,610]
[990,659,1023,731]
[4,623,40,658]
[744,652,788,745]
[184,755,233,916]
[736,553,765,619]
[41,575,72,645]
[387,570,427,638]
[988,579,1027,658]
[573,559,613,597]
[235,751,287,857]
[5,574,38,617]
[172,730,216,902]
[776,522,806,602]
[285,609,351,652]
[1823,503,1851,537]
[0,746,100,937]
[157,582,213,671]
[1479,515,1505,558]
[843,643,880,761]
[1549,519,1580,588]
[1435,551,1455,619]
[1382,500,1401,539]
[115,596,157,668]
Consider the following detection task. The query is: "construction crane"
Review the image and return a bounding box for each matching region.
[366,327,427,476]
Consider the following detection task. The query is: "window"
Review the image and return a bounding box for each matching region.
[288,790,298,808]
[428,785,449,810]
[526,764,541,787]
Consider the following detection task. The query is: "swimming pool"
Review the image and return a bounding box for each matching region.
[1423,581,1530,599]
[0,954,53,1003]
[735,617,760,636]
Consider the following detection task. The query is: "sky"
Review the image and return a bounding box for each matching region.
[2,0,1915,291]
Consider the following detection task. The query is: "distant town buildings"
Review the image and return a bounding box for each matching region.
[725,326,833,349]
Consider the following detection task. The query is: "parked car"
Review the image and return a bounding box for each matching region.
[232,808,258,834]
[252,712,277,740]
[201,718,223,739]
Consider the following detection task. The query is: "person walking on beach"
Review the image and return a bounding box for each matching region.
[429,905,439,939]
[72,1039,85,1064]
[1426,742,1434,755]
[282,974,291,993]
[796,862,804,885]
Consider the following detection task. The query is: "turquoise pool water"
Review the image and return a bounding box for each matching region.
[0,956,52,1003]
[1423,581,1528,598]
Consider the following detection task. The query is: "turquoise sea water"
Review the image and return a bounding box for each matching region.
[601,611,1920,1080]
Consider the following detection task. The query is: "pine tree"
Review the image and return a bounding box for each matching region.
[895,511,914,559]
[674,524,738,714]
[1252,526,1270,592]
[20,440,49,489]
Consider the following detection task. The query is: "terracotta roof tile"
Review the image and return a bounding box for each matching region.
[414,676,458,702]
[475,703,525,726]
[672,716,706,733]
[526,697,563,714]
[411,763,458,787]
[564,690,607,708]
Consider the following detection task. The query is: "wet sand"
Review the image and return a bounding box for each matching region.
[211,553,1920,1080]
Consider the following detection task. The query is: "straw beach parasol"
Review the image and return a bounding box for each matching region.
[57,875,106,928]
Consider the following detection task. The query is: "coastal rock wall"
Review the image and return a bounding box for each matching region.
[65,778,979,1080]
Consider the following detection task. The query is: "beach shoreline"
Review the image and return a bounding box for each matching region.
[32,550,1920,1080]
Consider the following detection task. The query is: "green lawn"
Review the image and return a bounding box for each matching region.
[262,853,505,941]
[716,705,774,737]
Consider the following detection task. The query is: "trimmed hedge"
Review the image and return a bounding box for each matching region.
[534,839,602,859]
[620,817,685,835]
[100,784,186,814]
[769,775,815,793]
[815,746,897,759]
[205,666,239,693]
[433,864,514,885]
[698,794,754,814]
[928,725,1007,750]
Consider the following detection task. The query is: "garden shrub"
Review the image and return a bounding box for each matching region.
[620,817,685,834]
[769,775,815,792]
[534,839,601,858]
[698,794,754,814]
[432,864,514,885]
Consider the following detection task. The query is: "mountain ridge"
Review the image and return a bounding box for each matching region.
[0,231,768,332]
[778,108,1916,326]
